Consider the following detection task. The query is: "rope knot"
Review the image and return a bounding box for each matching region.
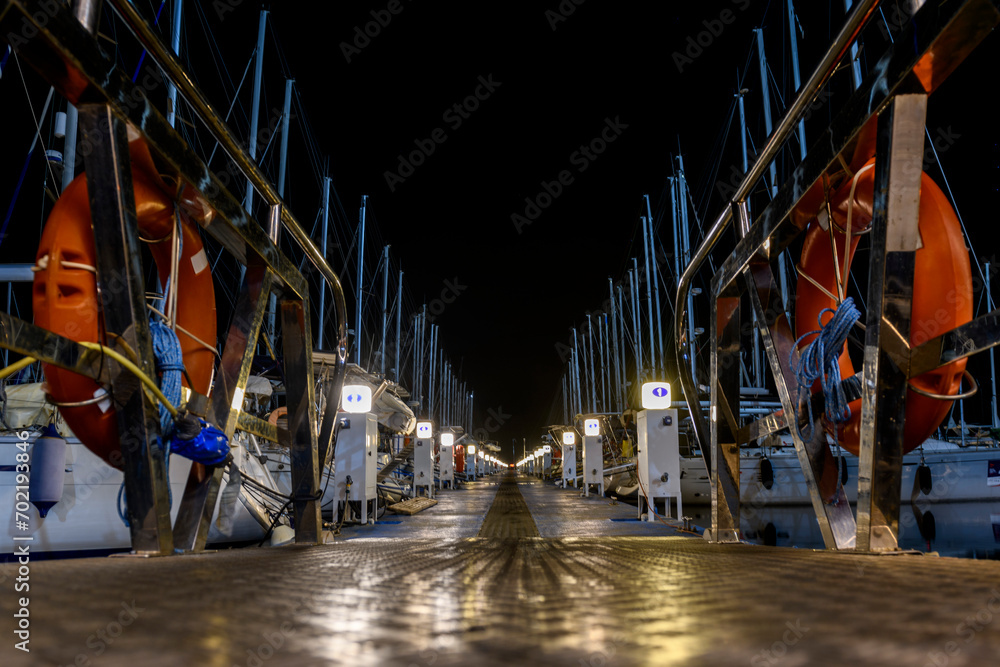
[792,297,861,439]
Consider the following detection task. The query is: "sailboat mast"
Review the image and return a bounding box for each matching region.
[754,27,792,313]
[395,269,403,381]
[381,245,390,376]
[786,0,807,161]
[988,262,1000,429]
[629,263,642,405]
[318,176,330,349]
[645,194,664,377]
[356,195,367,365]
[244,9,267,214]
[587,314,597,412]
[843,0,864,88]
[166,0,183,129]
[616,284,627,410]
[609,278,622,412]
[641,216,656,376]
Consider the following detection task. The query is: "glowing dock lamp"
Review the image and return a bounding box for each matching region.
[584,418,600,436]
[641,382,672,409]
[562,431,576,445]
[416,421,433,439]
[341,385,372,413]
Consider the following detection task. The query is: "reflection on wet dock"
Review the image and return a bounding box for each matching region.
[6,473,1000,666]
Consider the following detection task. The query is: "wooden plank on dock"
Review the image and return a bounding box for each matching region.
[388,497,438,515]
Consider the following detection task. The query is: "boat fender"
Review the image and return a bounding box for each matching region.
[28,424,66,518]
[762,522,778,547]
[919,510,936,543]
[917,463,933,496]
[758,458,774,490]
[171,410,231,466]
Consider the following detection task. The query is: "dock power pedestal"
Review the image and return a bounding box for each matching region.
[413,421,434,498]
[582,418,604,497]
[333,412,378,525]
[637,383,682,520]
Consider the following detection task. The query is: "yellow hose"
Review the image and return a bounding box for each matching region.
[0,355,37,381]
[77,341,178,417]
[0,344,177,417]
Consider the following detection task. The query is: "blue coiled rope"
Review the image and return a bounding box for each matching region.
[791,297,861,443]
[117,316,185,526]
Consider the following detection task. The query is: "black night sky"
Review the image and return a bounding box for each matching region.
[1,1,998,459]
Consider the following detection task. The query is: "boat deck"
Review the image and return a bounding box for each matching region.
[5,473,1000,666]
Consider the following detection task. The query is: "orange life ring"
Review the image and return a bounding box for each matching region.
[33,138,217,468]
[794,157,972,456]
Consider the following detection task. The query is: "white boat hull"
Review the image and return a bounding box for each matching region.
[681,441,1000,506]
[1,434,264,555]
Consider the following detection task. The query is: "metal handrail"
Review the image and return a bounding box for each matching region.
[105,0,348,370]
[673,0,881,452]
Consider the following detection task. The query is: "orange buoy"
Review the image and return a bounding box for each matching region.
[794,158,972,455]
[33,138,217,468]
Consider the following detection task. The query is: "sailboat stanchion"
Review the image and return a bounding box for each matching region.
[745,262,856,550]
[77,103,174,556]
[176,262,277,552]
[708,284,741,542]
[281,297,323,544]
[856,94,928,552]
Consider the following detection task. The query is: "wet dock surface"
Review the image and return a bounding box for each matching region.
[5,473,1000,666]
